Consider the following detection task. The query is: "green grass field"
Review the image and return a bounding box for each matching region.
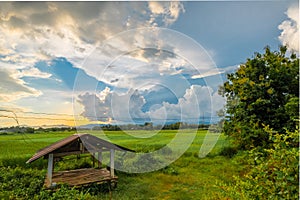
[0,130,243,199]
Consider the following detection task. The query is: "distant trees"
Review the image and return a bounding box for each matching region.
[25,127,35,134]
[0,122,212,133]
[94,122,210,131]
[220,46,299,149]
[0,126,34,134]
[0,126,76,134]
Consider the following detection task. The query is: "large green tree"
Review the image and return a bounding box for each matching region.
[220,46,299,149]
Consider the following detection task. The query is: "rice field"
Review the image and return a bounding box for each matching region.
[0,130,243,199]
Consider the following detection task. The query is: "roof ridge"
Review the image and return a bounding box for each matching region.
[26,133,134,163]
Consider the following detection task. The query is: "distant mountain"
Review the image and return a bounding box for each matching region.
[40,124,71,128]
[77,124,109,129]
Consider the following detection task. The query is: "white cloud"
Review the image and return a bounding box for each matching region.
[73,24,224,124]
[18,67,52,79]
[278,4,299,52]
[191,68,224,79]
[148,85,225,123]
[0,2,186,105]
[148,1,185,26]
[0,68,42,101]
[0,2,223,126]
[0,60,52,102]
[191,65,238,79]
[77,85,225,124]
[77,27,218,93]
[148,2,165,15]
[0,2,185,69]
[15,89,74,115]
[77,87,147,123]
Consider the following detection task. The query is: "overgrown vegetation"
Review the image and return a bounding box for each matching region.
[220,127,299,199]
[219,46,299,199]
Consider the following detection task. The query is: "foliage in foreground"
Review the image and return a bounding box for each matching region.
[0,155,240,200]
[0,166,105,200]
[220,46,299,149]
[220,127,299,199]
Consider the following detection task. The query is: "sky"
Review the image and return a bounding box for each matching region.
[0,1,298,127]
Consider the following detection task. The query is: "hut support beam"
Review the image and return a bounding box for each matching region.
[98,150,102,168]
[110,149,115,177]
[47,153,54,186]
[92,153,95,167]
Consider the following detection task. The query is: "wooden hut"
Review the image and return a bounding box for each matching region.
[26,133,133,188]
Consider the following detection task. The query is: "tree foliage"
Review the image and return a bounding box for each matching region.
[220,46,299,149]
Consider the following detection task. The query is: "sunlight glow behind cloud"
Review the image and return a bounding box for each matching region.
[0,2,185,106]
[73,27,225,125]
[0,1,297,127]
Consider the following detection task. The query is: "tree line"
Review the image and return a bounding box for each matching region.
[92,122,211,131]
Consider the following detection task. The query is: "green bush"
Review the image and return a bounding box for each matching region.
[220,127,299,199]
[0,166,106,200]
[219,146,238,158]
[0,157,47,169]
[0,167,45,199]
[161,166,179,175]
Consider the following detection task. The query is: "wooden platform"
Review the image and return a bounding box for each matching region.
[44,168,118,188]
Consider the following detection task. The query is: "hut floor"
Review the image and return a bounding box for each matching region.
[45,168,118,188]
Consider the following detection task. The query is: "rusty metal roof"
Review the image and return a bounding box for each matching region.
[26,133,134,163]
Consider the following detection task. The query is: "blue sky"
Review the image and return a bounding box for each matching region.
[0,1,298,127]
[172,1,293,67]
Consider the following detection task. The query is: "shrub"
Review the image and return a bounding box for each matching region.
[219,126,299,199]
[219,146,238,158]
[0,167,107,200]
[0,167,44,199]
[161,166,179,175]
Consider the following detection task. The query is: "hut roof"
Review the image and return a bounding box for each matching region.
[26,133,134,163]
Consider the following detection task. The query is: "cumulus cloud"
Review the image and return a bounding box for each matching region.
[77,85,225,124]
[148,1,185,26]
[77,87,147,123]
[0,60,52,102]
[0,2,186,105]
[1,2,223,126]
[0,2,185,68]
[278,4,299,52]
[78,27,218,93]
[148,85,225,123]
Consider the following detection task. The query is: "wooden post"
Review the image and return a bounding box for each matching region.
[92,153,95,167]
[80,143,84,153]
[98,150,102,168]
[47,153,54,187]
[110,149,115,177]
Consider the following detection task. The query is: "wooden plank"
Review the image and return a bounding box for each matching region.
[53,151,82,157]
[44,168,118,188]
[80,142,86,153]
